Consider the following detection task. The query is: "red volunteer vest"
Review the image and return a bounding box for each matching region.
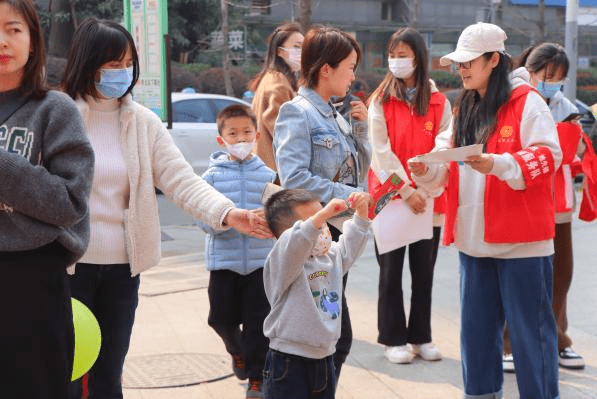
[554,122,582,213]
[368,92,447,213]
[443,85,556,245]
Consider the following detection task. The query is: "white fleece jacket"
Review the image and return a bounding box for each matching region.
[69,95,234,276]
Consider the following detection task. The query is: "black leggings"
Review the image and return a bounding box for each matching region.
[375,227,441,346]
[0,241,74,399]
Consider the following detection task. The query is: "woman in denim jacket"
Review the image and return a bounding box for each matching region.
[272,26,371,384]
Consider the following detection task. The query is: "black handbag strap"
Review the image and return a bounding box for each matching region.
[0,97,28,126]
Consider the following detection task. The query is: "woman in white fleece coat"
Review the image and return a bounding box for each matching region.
[60,18,270,398]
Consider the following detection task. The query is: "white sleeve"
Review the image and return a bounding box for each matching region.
[490,91,562,190]
[368,98,413,198]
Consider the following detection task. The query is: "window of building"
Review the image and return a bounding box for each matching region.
[251,0,271,15]
[381,0,399,21]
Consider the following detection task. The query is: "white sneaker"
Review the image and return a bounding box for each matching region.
[502,353,515,373]
[384,345,414,364]
[411,343,442,361]
[558,347,585,369]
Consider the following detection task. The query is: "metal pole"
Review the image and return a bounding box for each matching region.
[165,34,173,129]
[564,0,578,101]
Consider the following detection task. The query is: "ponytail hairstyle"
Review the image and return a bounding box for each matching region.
[300,26,361,90]
[516,42,569,80]
[370,27,431,116]
[453,52,512,147]
[249,22,303,92]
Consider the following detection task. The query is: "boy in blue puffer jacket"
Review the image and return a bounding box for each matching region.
[198,104,276,398]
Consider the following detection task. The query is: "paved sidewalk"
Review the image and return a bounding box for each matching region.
[122,223,597,399]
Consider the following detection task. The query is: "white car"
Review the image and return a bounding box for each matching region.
[167,92,251,175]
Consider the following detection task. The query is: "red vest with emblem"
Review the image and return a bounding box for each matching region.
[368,92,447,213]
[554,122,582,214]
[443,85,556,245]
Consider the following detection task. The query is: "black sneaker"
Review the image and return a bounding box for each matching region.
[232,353,249,380]
[558,347,585,369]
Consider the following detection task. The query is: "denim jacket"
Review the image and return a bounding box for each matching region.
[273,87,371,204]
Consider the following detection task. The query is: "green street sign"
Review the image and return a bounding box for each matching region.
[124,0,168,120]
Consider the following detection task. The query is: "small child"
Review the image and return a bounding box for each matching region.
[198,104,276,398]
[262,189,371,399]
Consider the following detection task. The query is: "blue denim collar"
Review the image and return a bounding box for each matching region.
[298,86,334,118]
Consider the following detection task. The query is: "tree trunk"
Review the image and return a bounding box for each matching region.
[538,0,546,41]
[48,0,74,57]
[299,0,311,32]
[409,0,419,29]
[221,0,234,97]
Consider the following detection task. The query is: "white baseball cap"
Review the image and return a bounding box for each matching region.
[440,22,507,66]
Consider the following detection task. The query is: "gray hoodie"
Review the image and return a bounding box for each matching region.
[263,215,370,359]
[0,90,94,265]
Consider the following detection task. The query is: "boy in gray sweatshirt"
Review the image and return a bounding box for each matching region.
[262,189,371,399]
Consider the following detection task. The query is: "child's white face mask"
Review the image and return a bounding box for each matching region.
[225,140,255,160]
[311,224,332,257]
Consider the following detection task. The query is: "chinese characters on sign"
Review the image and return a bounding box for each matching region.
[210,30,245,51]
[126,0,167,119]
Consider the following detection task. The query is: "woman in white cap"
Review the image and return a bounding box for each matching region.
[367,27,451,365]
[409,22,561,399]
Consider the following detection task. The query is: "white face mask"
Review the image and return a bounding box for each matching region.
[388,57,415,79]
[224,140,255,160]
[311,224,332,257]
[281,47,301,72]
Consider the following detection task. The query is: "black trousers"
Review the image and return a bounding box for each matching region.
[328,224,352,382]
[375,226,441,347]
[0,241,74,399]
[207,268,270,380]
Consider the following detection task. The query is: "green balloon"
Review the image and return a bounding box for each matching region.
[71,298,102,381]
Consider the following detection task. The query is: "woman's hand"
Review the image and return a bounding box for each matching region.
[223,208,273,238]
[350,100,368,121]
[405,190,427,215]
[408,160,429,177]
[464,154,494,174]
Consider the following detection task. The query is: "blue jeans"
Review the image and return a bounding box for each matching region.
[263,349,336,399]
[459,253,559,399]
[68,263,140,399]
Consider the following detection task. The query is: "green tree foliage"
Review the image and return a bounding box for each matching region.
[72,0,124,23]
[168,0,220,61]
[38,0,220,61]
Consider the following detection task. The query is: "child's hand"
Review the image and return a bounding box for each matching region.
[322,198,349,219]
[348,192,373,220]
[311,198,348,229]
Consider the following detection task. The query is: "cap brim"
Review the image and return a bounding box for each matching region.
[440,50,484,66]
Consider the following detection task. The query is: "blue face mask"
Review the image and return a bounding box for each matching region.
[95,67,134,98]
[537,80,562,100]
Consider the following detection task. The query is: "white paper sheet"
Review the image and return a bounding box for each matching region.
[371,198,433,254]
[413,144,483,164]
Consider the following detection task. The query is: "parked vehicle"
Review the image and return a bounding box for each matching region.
[167,92,251,175]
[574,99,597,148]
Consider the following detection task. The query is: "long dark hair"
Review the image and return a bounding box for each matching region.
[249,22,302,92]
[370,28,431,116]
[516,42,569,79]
[300,26,361,90]
[3,0,47,98]
[453,52,512,147]
[61,18,140,100]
